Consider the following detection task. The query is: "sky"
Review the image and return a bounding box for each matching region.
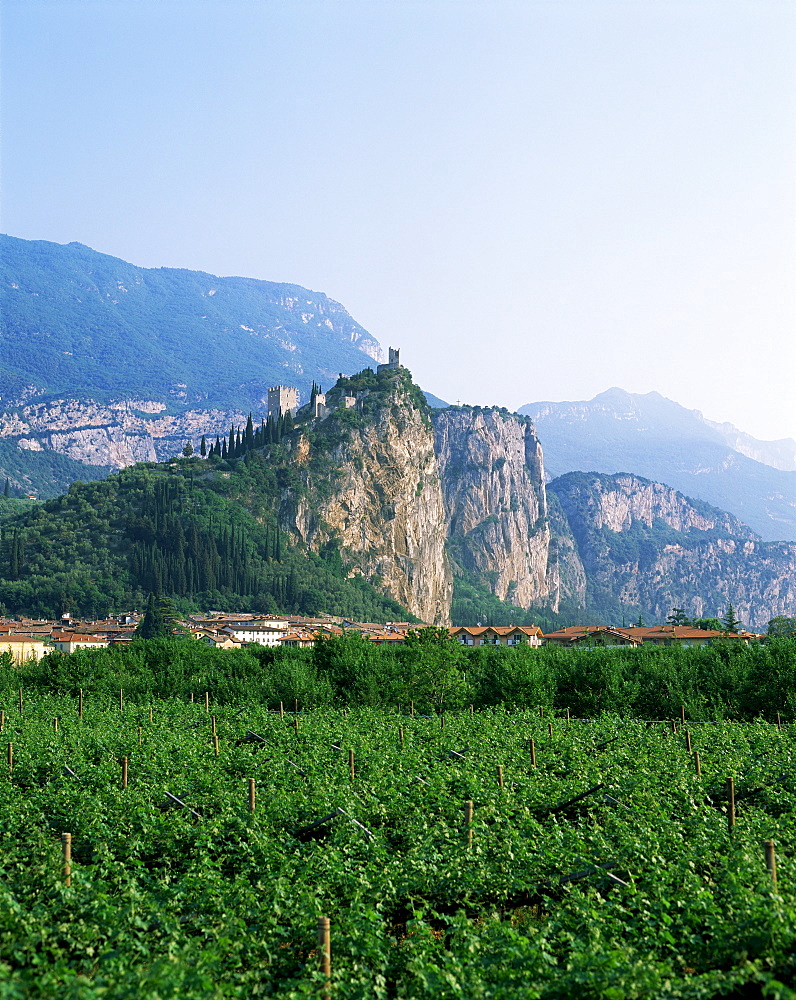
[2,0,795,441]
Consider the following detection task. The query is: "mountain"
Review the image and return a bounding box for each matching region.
[518,388,796,542]
[0,235,384,492]
[547,471,795,628]
[2,367,792,630]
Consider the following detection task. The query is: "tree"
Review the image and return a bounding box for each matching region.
[721,602,741,634]
[135,593,184,639]
[768,616,796,639]
[3,478,9,498]
[182,442,194,457]
[666,608,690,626]
[200,435,207,457]
[692,617,722,631]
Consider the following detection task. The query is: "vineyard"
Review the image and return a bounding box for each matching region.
[1,696,795,999]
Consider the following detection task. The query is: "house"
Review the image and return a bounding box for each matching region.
[0,633,47,663]
[542,626,642,648]
[277,630,317,648]
[542,625,764,648]
[450,626,544,647]
[50,633,109,654]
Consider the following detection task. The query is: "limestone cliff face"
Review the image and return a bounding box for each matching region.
[280,373,453,624]
[549,472,796,628]
[0,398,244,468]
[433,408,553,609]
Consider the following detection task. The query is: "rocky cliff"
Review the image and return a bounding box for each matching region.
[278,368,453,624]
[0,398,245,469]
[433,407,552,609]
[548,472,796,629]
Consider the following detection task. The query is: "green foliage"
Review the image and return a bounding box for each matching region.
[0,454,410,622]
[0,439,111,499]
[768,616,796,638]
[0,695,795,997]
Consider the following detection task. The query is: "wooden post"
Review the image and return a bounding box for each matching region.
[62,833,72,887]
[279,701,285,720]
[53,718,58,733]
[348,748,355,782]
[440,715,445,730]
[776,712,782,731]
[680,705,686,724]
[294,698,299,715]
[671,720,678,734]
[763,840,777,886]
[566,707,570,726]
[149,706,153,724]
[317,916,331,1000]
[211,715,217,737]
[464,800,474,850]
[693,751,701,776]
[399,726,404,746]
[119,688,124,713]
[410,701,415,718]
[496,765,504,790]
[78,689,83,719]
[7,742,12,775]
[121,756,128,788]
[530,737,537,768]
[539,706,544,718]
[204,691,209,713]
[138,726,142,746]
[18,688,23,715]
[249,777,256,813]
[294,715,299,735]
[470,704,474,716]
[727,777,735,831]
[190,692,195,703]
[213,735,219,757]
[685,730,692,754]
[343,708,347,719]
[548,721,553,739]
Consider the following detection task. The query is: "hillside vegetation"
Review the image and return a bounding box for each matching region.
[0,447,410,622]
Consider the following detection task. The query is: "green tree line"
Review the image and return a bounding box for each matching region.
[3,631,795,722]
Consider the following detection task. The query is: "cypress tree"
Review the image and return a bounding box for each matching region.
[200,435,207,457]
[228,426,236,457]
[221,438,228,459]
[245,414,254,451]
[3,477,9,498]
[214,436,221,456]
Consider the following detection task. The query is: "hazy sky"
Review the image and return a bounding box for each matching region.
[2,0,795,440]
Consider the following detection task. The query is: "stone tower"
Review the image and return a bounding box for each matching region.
[267,385,298,419]
[377,347,401,374]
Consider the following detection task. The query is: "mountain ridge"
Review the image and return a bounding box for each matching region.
[519,388,796,542]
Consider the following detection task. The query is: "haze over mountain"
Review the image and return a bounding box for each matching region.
[519,389,796,543]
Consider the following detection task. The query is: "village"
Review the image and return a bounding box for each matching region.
[0,609,764,664]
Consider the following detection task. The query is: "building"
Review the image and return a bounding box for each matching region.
[0,633,47,663]
[542,625,764,648]
[450,626,544,647]
[267,385,298,419]
[377,347,401,374]
[50,633,109,654]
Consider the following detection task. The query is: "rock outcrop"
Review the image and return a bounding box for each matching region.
[433,407,551,609]
[0,398,244,468]
[548,472,796,628]
[279,370,453,624]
